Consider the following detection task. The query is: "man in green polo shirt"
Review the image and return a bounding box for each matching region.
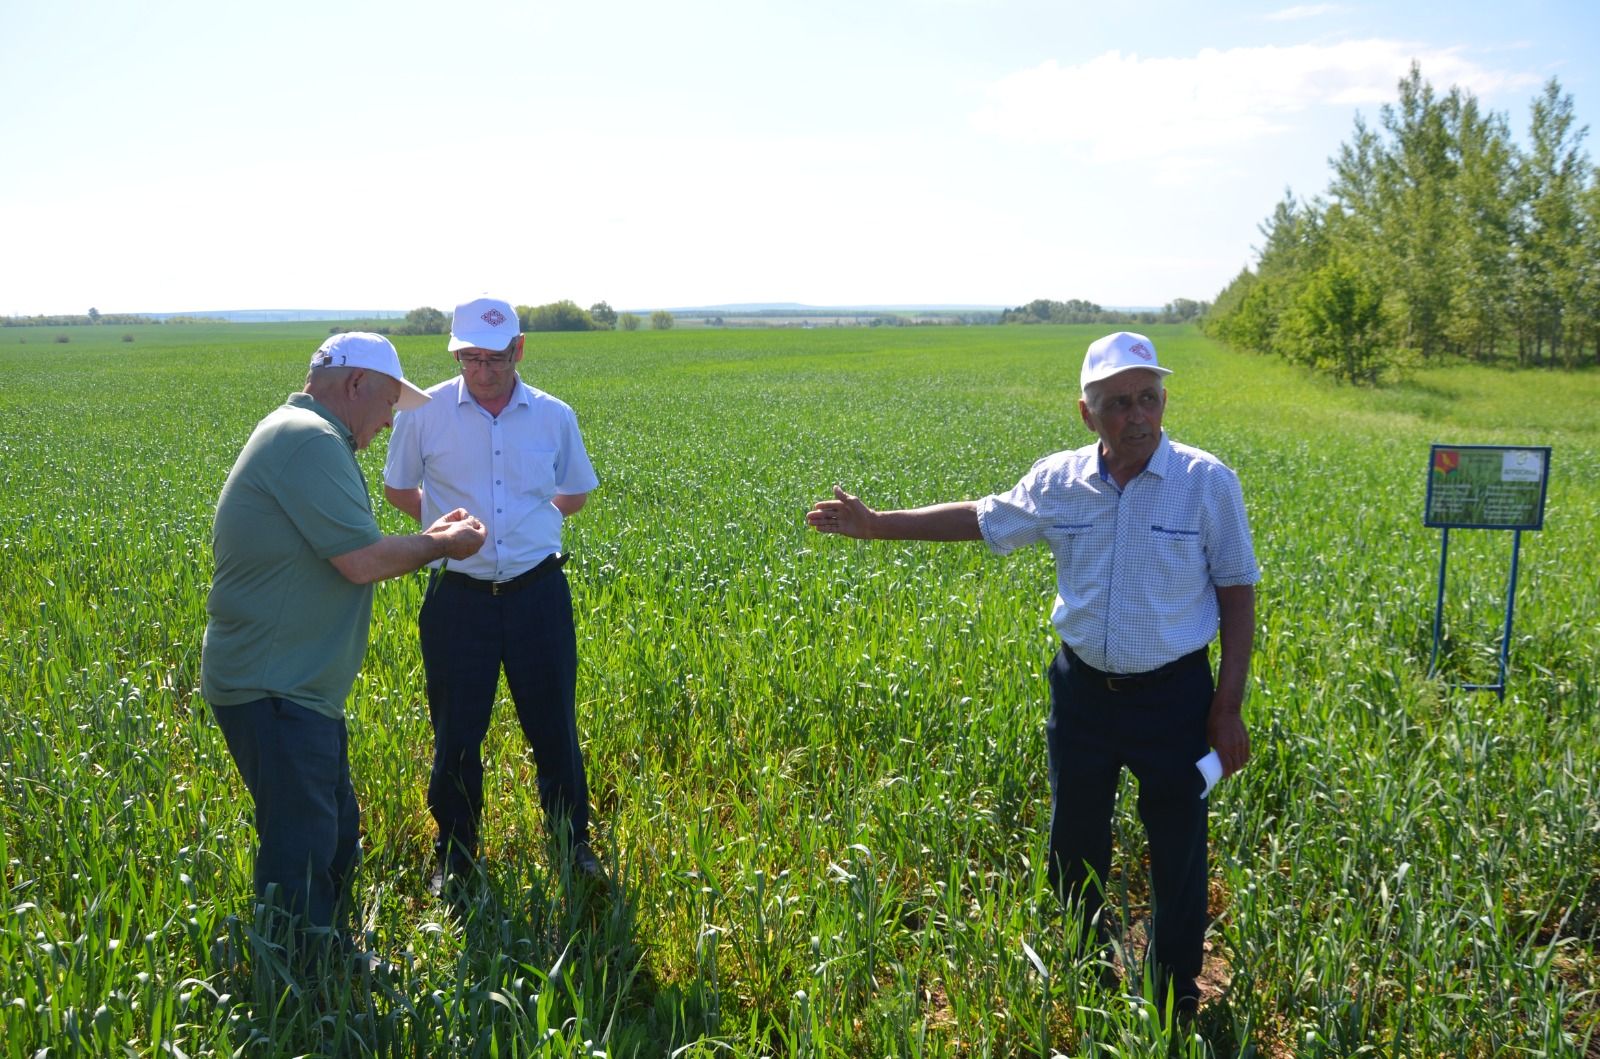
[202,333,486,963]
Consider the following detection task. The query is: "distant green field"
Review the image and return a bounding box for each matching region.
[1,323,1595,1057]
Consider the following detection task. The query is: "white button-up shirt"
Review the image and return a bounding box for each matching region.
[976,433,1259,674]
[384,375,599,581]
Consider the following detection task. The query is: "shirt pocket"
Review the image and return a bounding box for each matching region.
[510,447,559,499]
[1043,521,1094,561]
[1149,524,1201,543]
[1148,524,1207,589]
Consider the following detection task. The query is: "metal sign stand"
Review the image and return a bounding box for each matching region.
[1426,527,1523,700]
[1422,444,1550,701]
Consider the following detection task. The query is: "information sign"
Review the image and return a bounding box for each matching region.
[1423,445,1551,530]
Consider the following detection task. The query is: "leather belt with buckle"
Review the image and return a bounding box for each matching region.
[1064,644,1204,692]
[440,553,568,596]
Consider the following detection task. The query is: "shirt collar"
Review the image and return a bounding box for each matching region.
[287,391,356,449]
[452,373,532,410]
[1092,431,1172,484]
[1145,432,1173,479]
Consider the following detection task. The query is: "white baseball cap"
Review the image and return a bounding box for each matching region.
[448,296,520,352]
[1080,331,1172,392]
[311,332,431,411]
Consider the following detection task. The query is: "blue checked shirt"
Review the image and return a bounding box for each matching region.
[976,433,1260,674]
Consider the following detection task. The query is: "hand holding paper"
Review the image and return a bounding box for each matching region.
[1196,749,1225,799]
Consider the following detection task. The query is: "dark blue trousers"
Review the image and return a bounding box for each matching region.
[212,696,361,937]
[1046,645,1212,994]
[420,566,590,874]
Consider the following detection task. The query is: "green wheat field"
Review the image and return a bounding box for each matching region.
[1,323,1595,1057]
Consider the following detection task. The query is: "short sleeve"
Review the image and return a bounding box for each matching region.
[383,405,424,490]
[1203,466,1260,587]
[976,462,1050,556]
[277,434,382,559]
[553,407,600,495]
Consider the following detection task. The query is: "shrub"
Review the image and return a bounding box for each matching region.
[523,300,595,332]
[399,306,447,335]
[54,334,70,344]
[121,334,135,343]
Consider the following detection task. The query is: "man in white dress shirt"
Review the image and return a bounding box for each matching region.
[384,296,602,895]
[806,331,1259,1016]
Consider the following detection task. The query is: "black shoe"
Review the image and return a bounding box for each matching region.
[313,929,396,980]
[1148,970,1200,1020]
[1094,957,1122,994]
[429,861,476,910]
[572,842,607,885]
[1163,980,1201,1026]
[348,949,395,979]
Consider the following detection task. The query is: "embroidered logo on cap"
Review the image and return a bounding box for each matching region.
[481,308,506,327]
[1130,342,1152,361]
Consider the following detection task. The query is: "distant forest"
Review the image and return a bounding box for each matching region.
[1206,65,1600,381]
[2,311,158,327]
[1001,297,1207,326]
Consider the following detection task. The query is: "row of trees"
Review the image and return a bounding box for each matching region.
[406,300,1213,336]
[1002,298,1209,326]
[384,302,678,337]
[1205,67,1600,381]
[518,301,674,332]
[3,309,157,327]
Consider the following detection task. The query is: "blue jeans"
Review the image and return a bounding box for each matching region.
[420,566,590,874]
[1046,646,1212,994]
[211,696,361,938]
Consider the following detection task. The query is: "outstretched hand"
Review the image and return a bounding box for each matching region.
[806,485,875,539]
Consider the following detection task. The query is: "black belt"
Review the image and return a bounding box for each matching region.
[1063,644,1206,693]
[440,553,568,596]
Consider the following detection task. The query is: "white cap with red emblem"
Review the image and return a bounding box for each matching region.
[1080,331,1173,392]
[448,295,521,352]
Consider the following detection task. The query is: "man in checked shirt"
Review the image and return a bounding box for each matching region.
[806,331,1259,1017]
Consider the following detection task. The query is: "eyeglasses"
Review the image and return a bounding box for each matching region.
[460,352,515,369]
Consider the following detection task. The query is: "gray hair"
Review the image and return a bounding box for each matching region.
[305,363,358,390]
[1082,370,1165,410]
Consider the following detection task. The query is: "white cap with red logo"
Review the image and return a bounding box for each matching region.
[1080,331,1173,392]
[448,296,521,353]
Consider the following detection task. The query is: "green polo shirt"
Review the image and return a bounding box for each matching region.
[201,393,383,720]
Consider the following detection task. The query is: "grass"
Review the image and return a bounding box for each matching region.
[0,322,1595,1056]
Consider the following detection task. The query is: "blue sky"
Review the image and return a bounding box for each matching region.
[2,0,1596,315]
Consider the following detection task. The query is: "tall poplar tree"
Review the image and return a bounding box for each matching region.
[1206,68,1595,378]
[1515,79,1591,366]
[1373,65,1457,362]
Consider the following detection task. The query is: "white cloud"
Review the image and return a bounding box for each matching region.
[971,41,1543,163]
[1264,4,1349,22]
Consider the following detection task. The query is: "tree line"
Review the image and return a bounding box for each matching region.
[386,302,674,336]
[1002,298,1208,326]
[1205,66,1600,382]
[11,301,1213,336]
[3,309,159,327]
